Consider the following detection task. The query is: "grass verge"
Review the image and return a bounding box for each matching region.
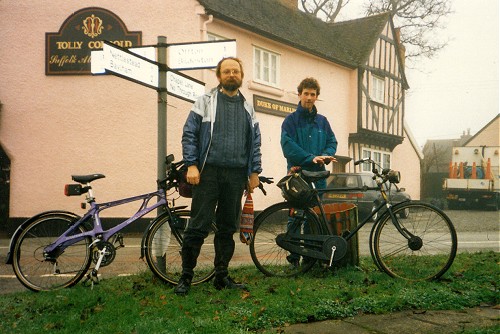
[0,251,498,333]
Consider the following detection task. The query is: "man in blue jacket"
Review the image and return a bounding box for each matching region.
[281,77,337,268]
[176,57,262,295]
[281,77,337,188]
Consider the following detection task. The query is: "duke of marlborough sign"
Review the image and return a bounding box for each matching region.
[46,7,142,75]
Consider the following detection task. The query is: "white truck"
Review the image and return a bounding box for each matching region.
[443,146,500,210]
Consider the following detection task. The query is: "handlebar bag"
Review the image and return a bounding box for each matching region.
[277,173,314,206]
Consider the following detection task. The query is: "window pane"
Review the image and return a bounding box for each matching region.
[263,53,269,81]
[362,150,371,171]
[383,154,391,169]
[271,55,277,84]
[254,49,261,80]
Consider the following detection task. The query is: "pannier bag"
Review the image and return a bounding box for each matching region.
[277,172,314,206]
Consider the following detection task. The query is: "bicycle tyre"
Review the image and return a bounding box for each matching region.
[12,213,92,292]
[372,201,458,281]
[144,210,216,285]
[249,202,323,277]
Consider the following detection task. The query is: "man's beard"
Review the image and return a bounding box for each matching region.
[221,79,241,92]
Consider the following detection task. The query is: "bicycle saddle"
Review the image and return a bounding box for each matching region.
[71,174,105,184]
[301,170,330,183]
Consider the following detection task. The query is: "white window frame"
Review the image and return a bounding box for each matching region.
[371,75,385,104]
[253,46,280,87]
[361,148,391,172]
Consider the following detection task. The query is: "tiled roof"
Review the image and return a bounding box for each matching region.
[198,0,392,68]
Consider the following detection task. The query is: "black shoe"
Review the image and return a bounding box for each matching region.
[301,257,315,267]
[286,255,300,268]
[174,277,192,296]
[213,276,248,291]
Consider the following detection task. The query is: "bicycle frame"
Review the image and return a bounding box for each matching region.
[44,188,168,255]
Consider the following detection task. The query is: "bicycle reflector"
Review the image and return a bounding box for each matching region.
[388,170,401,184]
[64,184,82,196]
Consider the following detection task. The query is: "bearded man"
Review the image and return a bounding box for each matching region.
[175,57,262,295]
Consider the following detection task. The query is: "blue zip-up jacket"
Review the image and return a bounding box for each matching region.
[182,87,262,176]
[281,103,337,172]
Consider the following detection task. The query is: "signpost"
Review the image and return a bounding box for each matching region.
[166,71,205,103]
[101,41,158,89]
[91,46,156,75]
[168,40,236,70]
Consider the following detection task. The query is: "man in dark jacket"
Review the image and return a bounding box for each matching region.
[281,77,337,268]
[281,77,337,189]
[175,57,262,295]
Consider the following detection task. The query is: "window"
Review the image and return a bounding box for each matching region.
[371,75,385,104]
[253,46,280,86]
[361,148,391,172]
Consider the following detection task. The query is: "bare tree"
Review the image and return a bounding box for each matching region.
[299,0,349,22]
[364,0,452,65]
[300,0,453,66]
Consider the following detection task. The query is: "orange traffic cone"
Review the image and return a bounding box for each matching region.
[486,158,492,179]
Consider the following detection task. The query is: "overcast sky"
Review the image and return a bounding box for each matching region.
[338,0,499,147]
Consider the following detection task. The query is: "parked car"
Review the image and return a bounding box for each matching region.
[322,172,411,221]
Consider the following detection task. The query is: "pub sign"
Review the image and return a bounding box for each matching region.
[46,7,142,75]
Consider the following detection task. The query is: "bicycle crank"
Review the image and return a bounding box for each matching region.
[92,241,116,267]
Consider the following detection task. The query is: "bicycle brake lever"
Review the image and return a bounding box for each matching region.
[258,176,274,184]
[258,183,267,196]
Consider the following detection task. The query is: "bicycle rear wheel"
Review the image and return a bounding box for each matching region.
[144,210,216,285]
[372,201,457,281]
[249,202,322,277]
[12,213,92,291]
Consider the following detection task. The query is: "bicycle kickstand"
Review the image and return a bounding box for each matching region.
[82,245,107,289]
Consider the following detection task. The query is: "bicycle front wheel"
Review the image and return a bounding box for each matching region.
[372,201,457,281]
[144,210,216,285]
[12,214,92,292]
[250,202,322,277]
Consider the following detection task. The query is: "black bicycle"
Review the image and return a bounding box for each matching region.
[249,158,458,281]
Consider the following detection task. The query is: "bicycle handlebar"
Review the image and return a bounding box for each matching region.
[353,158,401,185]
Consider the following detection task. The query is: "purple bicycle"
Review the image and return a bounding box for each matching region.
[8,155,217,291]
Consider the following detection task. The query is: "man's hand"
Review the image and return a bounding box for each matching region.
[186,165,200,185]
[247,173,260,193]
[313,156,337,166]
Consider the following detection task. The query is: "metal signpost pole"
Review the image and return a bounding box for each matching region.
[157,36,167,215]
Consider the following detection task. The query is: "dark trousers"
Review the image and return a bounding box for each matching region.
[181,164,247,279]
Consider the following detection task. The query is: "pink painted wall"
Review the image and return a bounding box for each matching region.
[0,0,420,218]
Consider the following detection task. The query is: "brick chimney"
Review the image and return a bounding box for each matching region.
[279,0,298,10]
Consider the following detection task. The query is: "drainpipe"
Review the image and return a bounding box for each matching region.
[200,14,213,83]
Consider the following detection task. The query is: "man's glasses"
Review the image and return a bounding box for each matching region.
[221,69,241,75]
